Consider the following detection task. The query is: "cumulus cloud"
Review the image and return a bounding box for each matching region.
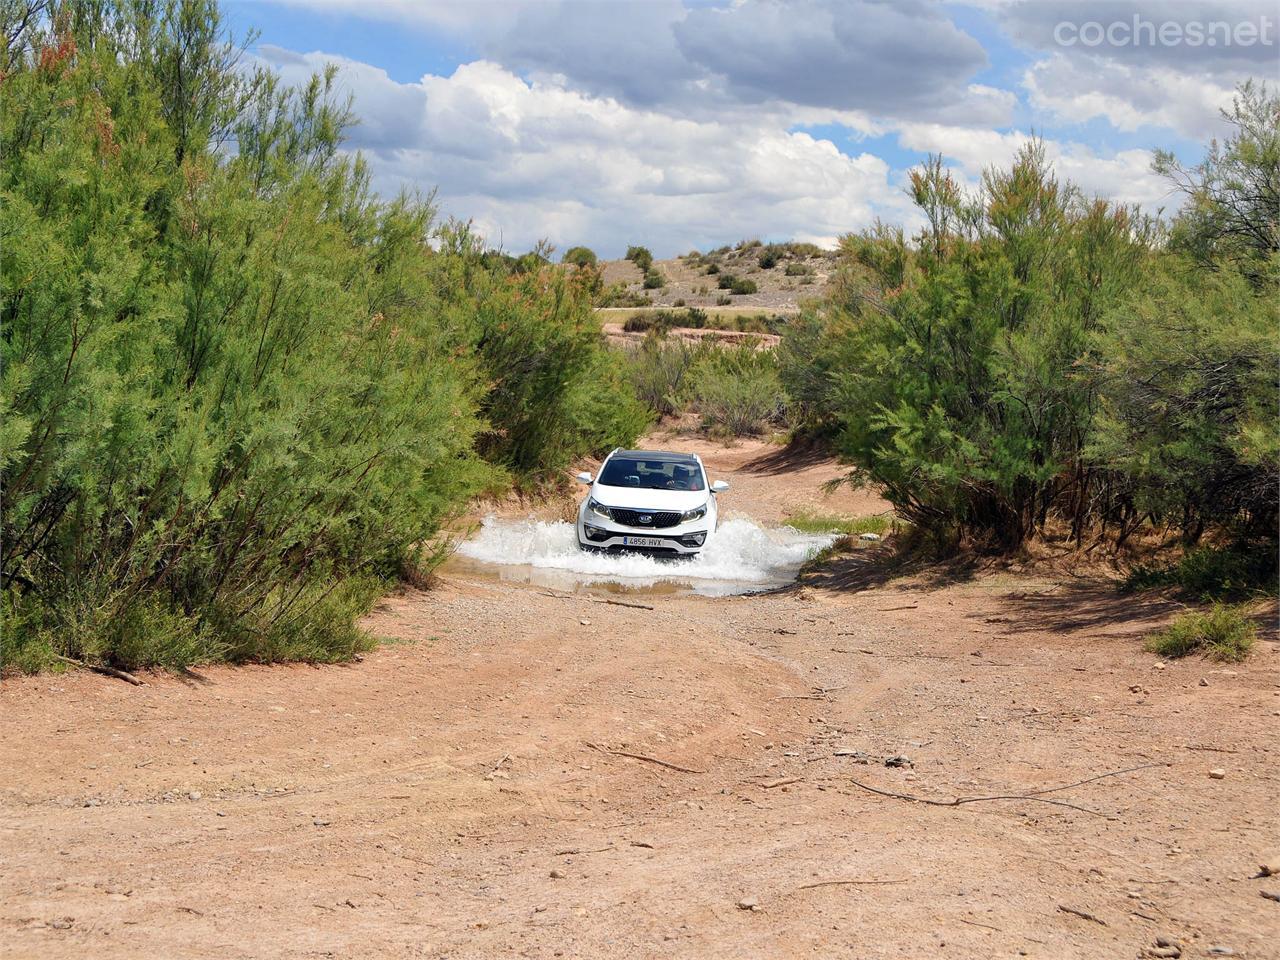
[672,0,1009,124]
[997,0,1274,138]
[246,1,1222,253]
[256,48,918,255]
[896,122,1175,210]
[999,0,1277,72]
[1023,53,1240,138]
[269,0,1011,126]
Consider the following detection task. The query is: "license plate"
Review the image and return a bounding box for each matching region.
[623,536,665,548]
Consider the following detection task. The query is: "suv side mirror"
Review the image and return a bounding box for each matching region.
[711,480,730,493]
[576,471,594,484]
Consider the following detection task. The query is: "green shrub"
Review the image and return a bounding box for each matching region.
[784,242,824,259]
[782,88,1278,553]
[690,342,786,435]
[1145,604,1256,661]
[596,282,650,307]
[717,274,736,290]
[705,263,720,275]
[716,295,732,306]
[1123,543,1278,600]
[625,334,714,418]
[0,5,645,674]
[758,247,781,269]
[778,305,857,434]
[625,245,654,272]
[622,308,707,334]
[514,249,549,274]
[643,269,664,289]
[813,149,1153,548]
[451,240,646,478]
[1087,261,1278,546]
[562,245,598,268]
[730,277,758,295]
[785,262,812,276]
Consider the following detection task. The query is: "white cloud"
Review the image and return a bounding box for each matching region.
[896,123,1176,210]
[263,0,1013,126]
[996,0,1273,141]
[1023,53,1240,139]
[257,50,918,256]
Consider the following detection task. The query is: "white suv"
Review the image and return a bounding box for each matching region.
[575,449,729,555]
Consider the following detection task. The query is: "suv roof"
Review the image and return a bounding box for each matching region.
[610,449,700,464]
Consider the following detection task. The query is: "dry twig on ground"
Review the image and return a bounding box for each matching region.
[585,742,705,774]
[55,655,144,686]
[845,763,1164,818]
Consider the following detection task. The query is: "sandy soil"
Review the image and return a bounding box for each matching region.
[2,438,1277,960]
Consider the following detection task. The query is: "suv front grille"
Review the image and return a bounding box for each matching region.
[609,508,682,529]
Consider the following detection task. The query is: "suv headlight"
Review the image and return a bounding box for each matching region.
[587,498,612,520]
[679,503,708,523]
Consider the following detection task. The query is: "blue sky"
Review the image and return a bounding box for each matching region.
[226,0,1274,256]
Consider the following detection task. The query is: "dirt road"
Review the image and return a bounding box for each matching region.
[2,437,1276,959]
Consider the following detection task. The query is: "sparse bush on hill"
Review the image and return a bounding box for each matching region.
[625,245,654,272]
[705,263,720,275]
[785,262,812,276]
[596,282,650,307]
[717,274,735,289]
[783,241,825,259]
[758,246,781,269]
[0,3,646,674]
[642,269,664,289]
[729,277,757,295]
[562,246,598,267]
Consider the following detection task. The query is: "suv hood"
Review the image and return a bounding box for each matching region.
[590,485,709,512]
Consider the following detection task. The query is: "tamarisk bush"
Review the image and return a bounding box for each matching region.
[781,92,1278,553]
[0,1,645,672]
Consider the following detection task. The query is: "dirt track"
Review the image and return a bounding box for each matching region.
[2,437,1277,959]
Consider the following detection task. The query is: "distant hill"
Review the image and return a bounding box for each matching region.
[597,241,837,314]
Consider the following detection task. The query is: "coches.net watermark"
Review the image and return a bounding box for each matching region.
[1054,15,1275,49]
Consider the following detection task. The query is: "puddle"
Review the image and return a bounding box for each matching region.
[446,516,837,597]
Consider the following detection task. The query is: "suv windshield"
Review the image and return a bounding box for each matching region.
[598,456,705,491]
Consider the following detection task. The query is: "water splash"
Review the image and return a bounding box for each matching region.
[450,516,835,596]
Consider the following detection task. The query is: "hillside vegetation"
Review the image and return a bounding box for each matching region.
[595,240,835,313]
[0,1,648,673]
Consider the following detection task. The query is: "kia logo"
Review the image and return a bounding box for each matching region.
[639,514,652,523]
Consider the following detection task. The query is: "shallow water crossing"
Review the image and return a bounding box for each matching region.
[448,516,836,597]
